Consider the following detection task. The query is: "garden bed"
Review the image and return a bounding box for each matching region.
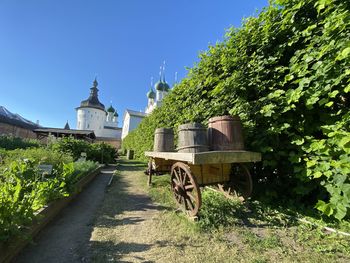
[0,165,104,263]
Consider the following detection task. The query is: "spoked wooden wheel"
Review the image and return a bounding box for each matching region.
[231,163,253,199]
[171,162,201,216]
[146,159,155,175]
[147,159,155,186]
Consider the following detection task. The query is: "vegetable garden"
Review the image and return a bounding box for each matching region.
[0,135,117,242]
[123,0,350,221]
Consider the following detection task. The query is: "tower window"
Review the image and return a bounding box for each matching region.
[87,124,90,128]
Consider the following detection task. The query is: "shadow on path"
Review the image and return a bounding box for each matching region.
[87,159,171,261]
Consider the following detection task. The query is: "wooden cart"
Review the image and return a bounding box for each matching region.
[145,150,261,216]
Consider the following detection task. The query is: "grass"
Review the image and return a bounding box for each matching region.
[90,159,350,262]
[146,165,350,262]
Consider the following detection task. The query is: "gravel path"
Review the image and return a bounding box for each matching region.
[15,167,114,263]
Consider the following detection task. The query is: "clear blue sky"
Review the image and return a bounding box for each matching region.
[0,0,267,128]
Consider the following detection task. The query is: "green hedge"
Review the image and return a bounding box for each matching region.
[50,137,117,164]
[0,135,41,150]
[123,0,350,220]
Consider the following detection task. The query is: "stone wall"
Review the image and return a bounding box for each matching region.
[95,137,121,149]
[0,122,36,139]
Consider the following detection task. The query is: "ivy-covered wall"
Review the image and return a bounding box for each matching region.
[123,0,350,220]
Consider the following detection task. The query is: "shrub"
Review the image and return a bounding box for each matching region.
[88,142,117,164]
[0,135,41,150]
[50,137,117,164]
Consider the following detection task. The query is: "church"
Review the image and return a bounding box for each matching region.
[121,66,171,139]
[76,78,122,148]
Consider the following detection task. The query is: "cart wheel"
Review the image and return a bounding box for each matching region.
[171,162,201,216]
[147,159,156,174]
[147,159,154,186]
[231,163,252,199]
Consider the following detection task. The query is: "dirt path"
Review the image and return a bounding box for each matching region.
[87,161,168,262]
[15,167,114,263]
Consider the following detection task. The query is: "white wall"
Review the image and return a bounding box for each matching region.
[121,113,130,139]
[101,128,122,139]
[104,112,118,128]
[121,113,145,139]
[76,107,106,137]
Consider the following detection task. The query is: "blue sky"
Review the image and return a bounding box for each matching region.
[0,0,267,128]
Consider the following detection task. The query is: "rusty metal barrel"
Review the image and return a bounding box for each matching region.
[208,115,244,151]
[177,123,209,153]
[153,128,175,152]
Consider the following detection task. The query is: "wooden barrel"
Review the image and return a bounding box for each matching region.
[177,123,209,153]
[153,128,175,152]
[208,115,244,151]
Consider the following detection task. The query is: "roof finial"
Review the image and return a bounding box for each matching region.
[162,61,166,82]
[151,77,154,88]
[159,66,162,81]
[93,76,98,88]
[175,72,178,84]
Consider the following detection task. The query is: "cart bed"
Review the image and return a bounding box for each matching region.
[145,150,261,165]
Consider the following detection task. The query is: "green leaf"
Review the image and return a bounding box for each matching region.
[341,47,350,57]
[315,200,334,216]
[325,101,333,107]
[344,84,350,93]
[313,171,322,178]
[293,138,304,145]
[328,90,339,98]
[334,204,347,221]
[306,160,317,168]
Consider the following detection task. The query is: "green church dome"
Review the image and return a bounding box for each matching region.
[114,111,119,117]
[154,81,164,91]
[107,105,115,113]
[163,82,170,92]
[147,88,156,99]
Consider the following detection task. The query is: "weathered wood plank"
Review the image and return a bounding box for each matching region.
[145,151,195,163]
[145,151,261,165]
[193,151,261,164]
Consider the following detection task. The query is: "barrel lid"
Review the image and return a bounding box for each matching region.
[178,123,206,130]
[208,115,240,123]
[155,128,174,133]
